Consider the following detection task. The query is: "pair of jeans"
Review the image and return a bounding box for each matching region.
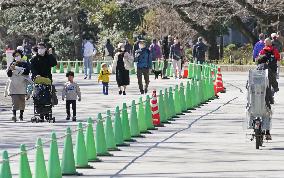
[66,100,76,117]
[137,68,150,92]
[172,59,181,77]
[162,59,168,76]
[102,82,109,95]
[83,56,93,78]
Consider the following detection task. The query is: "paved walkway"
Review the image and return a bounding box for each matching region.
[0,71,284,177]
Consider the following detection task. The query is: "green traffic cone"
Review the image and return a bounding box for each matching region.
[96,62,101,74]
[164,89,175,121]
[121,103,136,142]
[75,61,79,73]
[169,87,179,118]
[145,95,157,130]
[158,90,169,124]
[0,151,12,178]
[19,144,32,178]
[174,85,183,115]
[105,110,120,151]
[137,98,150,133]
[130,100,144,137]
[48,133,62,178]
[35,138,48,178]
[62,128,81,175]
[52,66,57,73]
[96,113,112,156]
[75,123,93,168]
[86,118,101,162]
[59,62,64,73]
[114,107,130,146]
[180,83,188,113]
[67,61,71,72]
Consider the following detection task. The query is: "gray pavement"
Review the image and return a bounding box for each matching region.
[0,70,284,177]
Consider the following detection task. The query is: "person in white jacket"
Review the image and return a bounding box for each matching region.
[83,39,96,79]
[5,49,30,121]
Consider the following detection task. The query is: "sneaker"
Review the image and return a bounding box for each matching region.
[66,116,70,120]
[140,90,144,95]
[84,76,87,80]
[274,88,279,92]
[19,115,23,121]
[266,134,272,140]
[119,90,122,95]
[123,91,126,95]
[162,76,170,79]
[72,116,77,122]
[144,88,148,94]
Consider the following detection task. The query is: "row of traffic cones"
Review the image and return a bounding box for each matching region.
[0,64,219,177]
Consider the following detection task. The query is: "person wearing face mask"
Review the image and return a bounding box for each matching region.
[135,40,153,94]
[30,42,57,81]
[170,37,182,79]
[4,49,30,121]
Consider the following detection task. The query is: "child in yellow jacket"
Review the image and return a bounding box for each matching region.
[98,63,110,95]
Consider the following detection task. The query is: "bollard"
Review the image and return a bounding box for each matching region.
[169,87,178,118]
[59,62,64,73]
[19,144,32,178]
[145,95,156,130]
[159,90,170,124]
[52,66,57,73]
[174,85,182,115]
[67,61,72,72]
[164,88,175,121]
[180,83,188,112]
[75,61,79,73]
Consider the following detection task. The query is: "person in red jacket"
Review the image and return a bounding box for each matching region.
[258,38,280,92]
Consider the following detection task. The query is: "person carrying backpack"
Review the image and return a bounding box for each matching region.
[193,37,207,64]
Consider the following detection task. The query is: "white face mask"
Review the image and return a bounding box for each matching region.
[15,56,21,61]
[38,49,46,55]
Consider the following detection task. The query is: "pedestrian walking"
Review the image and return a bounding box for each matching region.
[98,63,110,95]
[4,49,30,121]
[170,37,182,79]
[149,38,162,70]
[192,37,207,64]
[112,43,134,95]
[102,39,115,61]
[253,33,265,62]
[83,39,96,79]
[161,36,170,79]
[271,33,283,53]
[62,71,81,121]
[135,40,152,94]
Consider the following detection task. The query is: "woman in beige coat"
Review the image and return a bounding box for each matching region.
[5,49,30,121]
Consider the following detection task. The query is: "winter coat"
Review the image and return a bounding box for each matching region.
[192,42,207,61]
[103,42,115,58]
[6,60,30,95]
[258,45,280,72]
[30,53,57,80]
[135,48,152,69]
[149,43,162,60]
[170,43,182,61]
[253,40,265,61]
[112,52,134,73]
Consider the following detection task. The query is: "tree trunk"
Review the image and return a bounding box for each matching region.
[219,35,224,59]
[206,34,219,61]
[232,16,258,44]
[71,13,82,60]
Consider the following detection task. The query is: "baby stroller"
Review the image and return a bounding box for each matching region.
[31,83,56,123]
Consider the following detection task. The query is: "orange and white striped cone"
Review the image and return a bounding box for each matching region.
[151,90,164,127]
